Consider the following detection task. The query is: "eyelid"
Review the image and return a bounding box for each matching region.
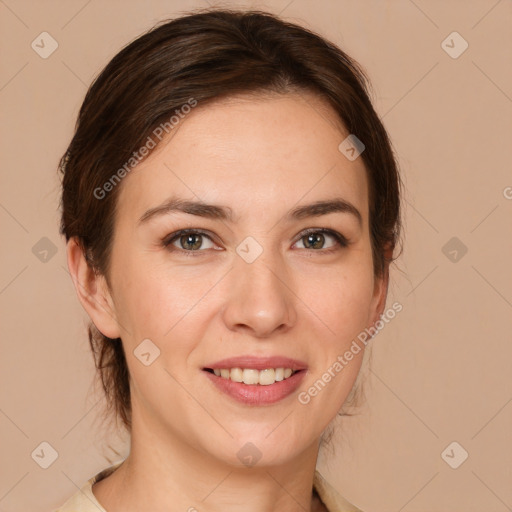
[162,228,219,250]
[162,227,350,257]
[292,228,349,250]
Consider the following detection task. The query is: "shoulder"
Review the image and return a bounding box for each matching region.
[313,470,364,512]
[53,462,123,512]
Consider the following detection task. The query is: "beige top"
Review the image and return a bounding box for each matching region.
[55,461,363,512]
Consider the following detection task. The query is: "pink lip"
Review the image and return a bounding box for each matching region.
[203,369,307,405]
[203,355,308,371]
[202,355,308,405]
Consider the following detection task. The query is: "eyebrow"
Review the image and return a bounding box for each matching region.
[288,198,362,227]
[139,198,234,224]
[138,197,362,227]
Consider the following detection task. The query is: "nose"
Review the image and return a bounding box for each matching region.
[221,250,297,338]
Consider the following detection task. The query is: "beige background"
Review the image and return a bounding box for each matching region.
[1,0,511,511]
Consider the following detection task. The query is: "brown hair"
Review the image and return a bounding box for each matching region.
[59,8,403,433]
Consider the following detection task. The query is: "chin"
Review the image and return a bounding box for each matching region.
[211,428,314,469]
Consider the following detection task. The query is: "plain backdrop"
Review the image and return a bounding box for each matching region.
[1,1,511,511]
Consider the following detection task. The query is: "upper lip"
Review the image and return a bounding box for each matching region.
[203,356,308,371]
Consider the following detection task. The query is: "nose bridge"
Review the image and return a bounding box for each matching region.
[222,246,296,337]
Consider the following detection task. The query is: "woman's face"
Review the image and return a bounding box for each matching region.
[101,92,387,467]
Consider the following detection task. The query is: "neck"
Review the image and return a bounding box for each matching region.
[94,412,322,512]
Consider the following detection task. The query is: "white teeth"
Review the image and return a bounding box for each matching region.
[211,367,296,385]
[259,369,275,386]
[230,367,243,382]
[242,369,260,385]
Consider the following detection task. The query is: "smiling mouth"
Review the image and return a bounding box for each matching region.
[203,367,300,386]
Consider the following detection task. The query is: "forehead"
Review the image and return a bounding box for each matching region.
[116,91,369,227]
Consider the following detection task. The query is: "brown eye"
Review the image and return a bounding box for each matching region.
[302,232,327,249]
[178,233,203,251]
[294,229,348,251]
[163,230,216,252]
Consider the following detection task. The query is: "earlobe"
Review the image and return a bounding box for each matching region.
[66,237,121,339]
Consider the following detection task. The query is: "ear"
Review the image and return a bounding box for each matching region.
[367,244,392,328]
[66,237,121,339]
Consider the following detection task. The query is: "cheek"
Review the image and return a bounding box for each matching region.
[111,254,218,350]
[304,262,375,343]
[299,268,372,412]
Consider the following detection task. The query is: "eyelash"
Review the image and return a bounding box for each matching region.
[162,228,349,256]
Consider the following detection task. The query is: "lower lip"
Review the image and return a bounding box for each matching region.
[203,370,306,405]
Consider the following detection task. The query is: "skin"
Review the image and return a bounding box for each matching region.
[67,91,390,512]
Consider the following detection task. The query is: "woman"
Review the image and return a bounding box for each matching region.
[56,8,402,512]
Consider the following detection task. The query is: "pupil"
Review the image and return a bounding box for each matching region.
[182,234,201,250]
[306,233,323,249]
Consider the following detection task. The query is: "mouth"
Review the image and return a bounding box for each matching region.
[201,356,307,405]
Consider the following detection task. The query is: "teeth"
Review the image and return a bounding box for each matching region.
[259,369,275,386]
[211,367,296,385]
[230,367,243,382]
[242,369,260,385]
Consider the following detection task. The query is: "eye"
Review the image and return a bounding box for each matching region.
[293,229,348,252]
[163,229,217,253]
